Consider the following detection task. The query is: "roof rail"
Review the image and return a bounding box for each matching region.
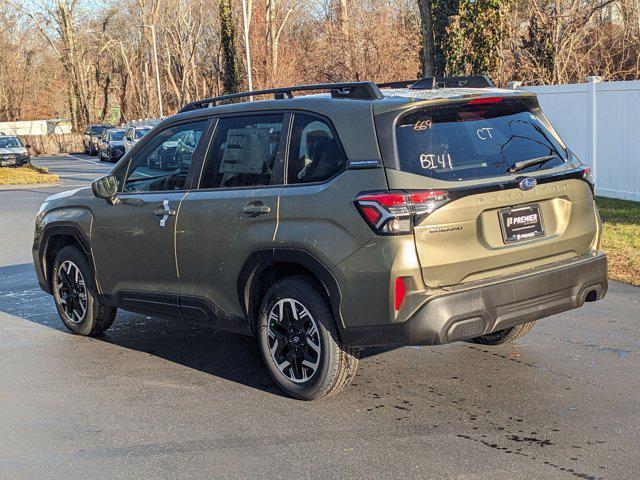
[178,82,384,113]
[378,75,495,90]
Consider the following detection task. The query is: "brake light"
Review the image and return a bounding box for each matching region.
[467,97,502,105]
[581,166,595,192]
[355,190,452,235]
[394,277,406,311]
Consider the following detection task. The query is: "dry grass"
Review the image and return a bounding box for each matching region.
[0,164,59,186]
[596,197,640,286]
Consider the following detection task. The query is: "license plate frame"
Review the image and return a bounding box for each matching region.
[498,203,545,244]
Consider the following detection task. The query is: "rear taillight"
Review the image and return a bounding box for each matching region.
[394,277,406,311]
[355,190,452,235]
[582,166,594,185]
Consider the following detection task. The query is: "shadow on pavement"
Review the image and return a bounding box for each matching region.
[0,262,283,397]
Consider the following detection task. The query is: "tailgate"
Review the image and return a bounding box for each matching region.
[374,92,600,287]
[413,177,598,287]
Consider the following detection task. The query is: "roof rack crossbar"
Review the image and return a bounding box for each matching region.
[377,75,494,91]
[179,82,384,113]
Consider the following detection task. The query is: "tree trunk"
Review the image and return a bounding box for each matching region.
[337,0,349,36]
[219,0,240,93]
[418,0,436,77]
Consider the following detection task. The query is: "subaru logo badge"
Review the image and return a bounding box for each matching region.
[519,177,537,191]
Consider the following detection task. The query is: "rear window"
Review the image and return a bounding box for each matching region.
[90,126,108,135]
[135,128,150,139]
[395,98,566,181]
[109,131,125,141]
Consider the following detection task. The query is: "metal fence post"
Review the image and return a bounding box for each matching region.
[586,76,602,188]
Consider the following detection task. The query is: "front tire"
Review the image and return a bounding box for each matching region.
[257,277,359,400]
[52,245,116,336]
[469,321,536,345]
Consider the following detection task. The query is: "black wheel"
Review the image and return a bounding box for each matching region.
[469,321,536,345]
[52,245,116,336]
[257,276,359,400]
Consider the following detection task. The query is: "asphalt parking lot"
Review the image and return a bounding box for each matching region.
[0,155,638,479]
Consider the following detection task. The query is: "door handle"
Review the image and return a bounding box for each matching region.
[154,200,176,227]
[243,201,271,217]
[154,207,176,217]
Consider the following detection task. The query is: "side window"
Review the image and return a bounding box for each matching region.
[200,114,284,189]
[287,114,346,184]
[121,121,207,193]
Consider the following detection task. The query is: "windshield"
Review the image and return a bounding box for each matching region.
[0,137,23,148]
[90,126,108,135]
[395,98,567,181]
[109,130,125,141]
[135,128,151,139]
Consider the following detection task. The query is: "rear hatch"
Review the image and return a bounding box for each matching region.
[375,94,598,287]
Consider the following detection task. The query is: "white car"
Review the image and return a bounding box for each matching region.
[123,126,153,152]
[0,136,30,167]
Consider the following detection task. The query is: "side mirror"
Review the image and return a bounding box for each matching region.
[91,175,119,204]
[25,144,31,149]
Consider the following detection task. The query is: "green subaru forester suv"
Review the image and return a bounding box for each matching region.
[34,77,607,400]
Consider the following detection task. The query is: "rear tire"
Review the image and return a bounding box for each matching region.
[257,276,359,400]
[52,245,116,336]
[469,321,536,345]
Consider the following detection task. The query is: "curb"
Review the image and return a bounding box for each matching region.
[0,182,61,191]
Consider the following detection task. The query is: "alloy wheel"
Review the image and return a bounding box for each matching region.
[54,260,88,324]
[267,298,321,383]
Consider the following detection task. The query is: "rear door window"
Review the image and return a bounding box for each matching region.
[287,114,346,184]
[395,98,567,181]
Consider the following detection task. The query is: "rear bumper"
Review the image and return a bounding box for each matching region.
[342,251,607,348]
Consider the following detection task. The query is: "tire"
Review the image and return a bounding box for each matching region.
[469,321,536,345]
[257,276,359,400]
[51,245,117,336]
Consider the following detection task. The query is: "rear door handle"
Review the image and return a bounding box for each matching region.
[243,201,271,217]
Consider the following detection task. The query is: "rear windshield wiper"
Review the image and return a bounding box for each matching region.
[508,155,557,173]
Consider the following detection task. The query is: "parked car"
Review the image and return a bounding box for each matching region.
[146,128,202,170]
[98,128,126,163]
[33,77,607,400]
[83,124,112,155]
[0,135,30,167]
[123,125,152,153]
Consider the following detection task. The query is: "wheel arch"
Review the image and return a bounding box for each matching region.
[39,224,93,294]
[238,249,345,337]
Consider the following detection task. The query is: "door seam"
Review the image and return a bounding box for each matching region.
[272,194,281,243]
[174,191,189,278]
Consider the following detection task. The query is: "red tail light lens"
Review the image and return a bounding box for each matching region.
[394,277,406,311]
[355,190,452,235]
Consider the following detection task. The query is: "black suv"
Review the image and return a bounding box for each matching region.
[83,124,113,155]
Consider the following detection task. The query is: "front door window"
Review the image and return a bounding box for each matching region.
[121,121,207,193]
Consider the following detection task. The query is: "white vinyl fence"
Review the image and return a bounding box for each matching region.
[0,119,72,136]
[516,78,640,201]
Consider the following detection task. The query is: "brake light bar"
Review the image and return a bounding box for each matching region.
[355,190,452,235]
[467,97,503,105]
